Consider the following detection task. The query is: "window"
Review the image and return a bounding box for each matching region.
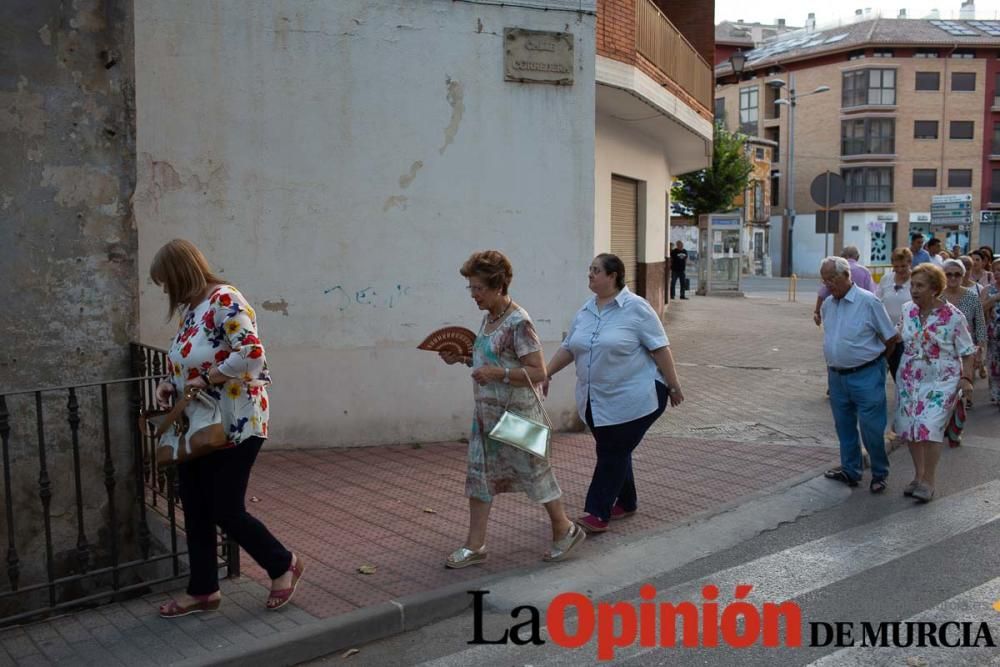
[843,167,893,203]
[995,73,1000,107]
[841,118,895,155]
[842,69,896,106]
[739,86,759,135]
[873,49,894,58]
[915,71,940,90]
[993,123,1000,154]
[948,169,972,187]
[951,50,975,59]
[753,181,765,221]
[914,120,939,139]
[950,120,974,139]
[715,97,726,122]
[914,49,939,58]
[912,169,937,187]
[771,172,780,208]
[848,50,866,61]
[952,72,976,91]
[992,169,1000,202]
[755,147,765,159]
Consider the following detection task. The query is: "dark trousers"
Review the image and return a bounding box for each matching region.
[887,344,903,381]
[670,270,687,299]
[177,436,291,595]
[584,382,668,521]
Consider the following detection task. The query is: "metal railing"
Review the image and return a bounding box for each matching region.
[0,344,237,627]
[635,0,713,110]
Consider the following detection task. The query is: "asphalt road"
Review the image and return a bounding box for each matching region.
[306,384,1000,667]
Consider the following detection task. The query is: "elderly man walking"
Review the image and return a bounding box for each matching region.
[819,256,898,493]
[813,246,876,326]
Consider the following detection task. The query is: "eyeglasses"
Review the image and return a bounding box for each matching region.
[944,273,962,278]
[588,267,604,275]
[466,285,490,294]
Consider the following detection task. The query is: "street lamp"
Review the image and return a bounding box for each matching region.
[769,75,830,276]
[728,51,747,82]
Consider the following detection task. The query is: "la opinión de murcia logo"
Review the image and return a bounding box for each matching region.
[468,587,998,661]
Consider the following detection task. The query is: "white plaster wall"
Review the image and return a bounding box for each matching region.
[594,111,671,263]
[134,0,596,447]
[790,214,828,278]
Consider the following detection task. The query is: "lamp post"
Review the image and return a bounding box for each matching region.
[771,76,830,276]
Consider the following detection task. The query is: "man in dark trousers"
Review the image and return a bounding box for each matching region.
[669,240,689,300]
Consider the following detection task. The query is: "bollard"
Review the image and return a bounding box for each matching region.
[788,274,797,302]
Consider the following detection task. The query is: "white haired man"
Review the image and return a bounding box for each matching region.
[819,256,898,493]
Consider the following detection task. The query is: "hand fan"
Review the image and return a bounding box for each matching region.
[417,326,476,357]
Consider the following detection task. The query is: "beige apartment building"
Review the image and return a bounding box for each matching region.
[715,16,1000,276]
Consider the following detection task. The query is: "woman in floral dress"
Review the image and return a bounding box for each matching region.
[894,263,976,503]
[151,240,302,617]
[438,250,585,567]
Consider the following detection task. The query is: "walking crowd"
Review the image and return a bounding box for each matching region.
[143,234,998,620]
[147,240,684,617]
[816,238,1000,503]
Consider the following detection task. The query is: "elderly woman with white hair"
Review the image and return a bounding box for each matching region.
[941,258,986,410]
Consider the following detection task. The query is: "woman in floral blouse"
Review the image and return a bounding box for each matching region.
[151,240,303,617]
[894,263,976,503]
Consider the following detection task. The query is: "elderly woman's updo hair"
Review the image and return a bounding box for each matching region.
[594,253,626,290]
[460,250,513,295]
[150,239,224,317]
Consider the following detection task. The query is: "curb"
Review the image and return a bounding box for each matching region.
[186,578,489,667]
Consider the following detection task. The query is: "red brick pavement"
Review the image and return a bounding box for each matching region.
[237,433,834,619]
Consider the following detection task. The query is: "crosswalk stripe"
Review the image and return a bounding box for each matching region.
[807,576,1000,666]
[599,480,1000,664]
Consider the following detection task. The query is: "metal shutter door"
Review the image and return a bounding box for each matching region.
[610,176,638,291]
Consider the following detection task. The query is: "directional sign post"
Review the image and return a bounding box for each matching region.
[931,194,972,226]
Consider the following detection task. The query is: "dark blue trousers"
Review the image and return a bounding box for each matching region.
[177,436,292,595]
[584,382,668,522]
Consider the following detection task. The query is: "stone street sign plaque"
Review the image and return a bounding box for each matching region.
[504,28,574,86]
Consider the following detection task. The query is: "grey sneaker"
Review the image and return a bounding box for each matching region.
[902,480,919,497]
[911,483,935,503]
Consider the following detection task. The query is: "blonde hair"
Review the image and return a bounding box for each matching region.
[150,239,224,317]
[911,262,946,296]
[890,247,913,264]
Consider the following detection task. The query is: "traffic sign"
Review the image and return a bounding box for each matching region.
[931,193,972,225]
[810,172,845,208]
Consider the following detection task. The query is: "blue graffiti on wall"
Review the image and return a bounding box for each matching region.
[323,284,412,311]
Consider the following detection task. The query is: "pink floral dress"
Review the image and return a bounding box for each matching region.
[894,301,975,443]
[165,285,271,446]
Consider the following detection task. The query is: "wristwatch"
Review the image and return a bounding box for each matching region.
[503,368,510,384]
[668,386,679,395]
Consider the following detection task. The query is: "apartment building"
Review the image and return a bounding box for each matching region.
[715,16,1000,276]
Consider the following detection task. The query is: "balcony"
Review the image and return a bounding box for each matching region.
[634,0,713,110]
[598,0,713,115]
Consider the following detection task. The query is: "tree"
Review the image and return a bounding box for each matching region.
[671,123,753,219]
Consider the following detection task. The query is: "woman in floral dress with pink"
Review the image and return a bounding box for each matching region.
[894,264,976,503]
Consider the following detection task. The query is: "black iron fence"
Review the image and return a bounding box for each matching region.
[0,343,237,627]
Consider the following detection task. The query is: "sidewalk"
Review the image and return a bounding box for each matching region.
[0,290,905,666]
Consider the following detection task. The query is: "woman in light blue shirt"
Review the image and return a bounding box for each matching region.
[545,254,684,533]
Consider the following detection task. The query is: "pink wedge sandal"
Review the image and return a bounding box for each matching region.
[159,593,221,618]
[266,553,305,611]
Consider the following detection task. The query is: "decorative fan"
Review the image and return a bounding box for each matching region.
[417,326,476,357]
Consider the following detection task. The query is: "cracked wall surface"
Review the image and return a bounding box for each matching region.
[0,0,140,616]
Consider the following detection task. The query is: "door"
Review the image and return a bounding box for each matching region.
[610,176,638,291]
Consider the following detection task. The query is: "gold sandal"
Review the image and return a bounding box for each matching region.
[445,546,487,569]
[543,523,586,562]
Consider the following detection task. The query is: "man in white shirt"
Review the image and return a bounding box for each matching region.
[819,257,898,493]
[926,238,944,266]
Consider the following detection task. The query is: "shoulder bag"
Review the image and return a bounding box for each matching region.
[488,368,552,460]
[140,385,229,465]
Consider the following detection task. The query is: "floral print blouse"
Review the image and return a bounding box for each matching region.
[165,285,271,446]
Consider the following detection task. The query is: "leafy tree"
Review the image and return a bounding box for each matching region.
[671,123,753,219]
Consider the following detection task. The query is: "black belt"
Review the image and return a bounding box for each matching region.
[829,356,882,375]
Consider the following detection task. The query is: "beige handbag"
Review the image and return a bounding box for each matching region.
[488,368,552,460]
[140,385,229,465]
